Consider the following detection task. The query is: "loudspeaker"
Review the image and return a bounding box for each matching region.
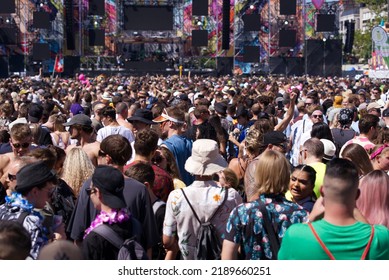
[344,20,355,54]
[0,56,8,78]
[89,29,105,46]
[222,0,230,50]
[192,30,208,47]
[192,0,208,16]
[269,57,287,75]
[65,0,75,50]
[0,28,17,45]
[89,0,105,16]
[325,39,342,77]
[0,0,16,14]
[280,0,296,15]
[9,55,24,72]
[306,39,324,76]
[285,57,304,76]
[33,43,50,61]
[63,56,80,76]
[242,14,261,32]
[279,29,296,47]
[316,14,336,32]
[243,46,260,63]
[33,11,51,29]
[216,57,233,76]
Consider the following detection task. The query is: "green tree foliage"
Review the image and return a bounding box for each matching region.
[353,29,372,62]
[354,0,387,25]
[351,0,387,62]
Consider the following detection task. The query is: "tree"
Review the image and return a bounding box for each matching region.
[354,0,387,24]
[351,0,387,62]
[353,29,372,62]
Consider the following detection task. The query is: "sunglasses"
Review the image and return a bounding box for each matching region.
[12,142,30,149]
[8,173,16,181]
[85,187,96,195]
[152,154,165,164]
[312,115,323,119]
[98,150,107,157]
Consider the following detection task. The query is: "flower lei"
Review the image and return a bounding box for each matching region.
[6,192,44,221]
[84,209,130,239]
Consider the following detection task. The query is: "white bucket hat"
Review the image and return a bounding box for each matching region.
[185,139,227,176]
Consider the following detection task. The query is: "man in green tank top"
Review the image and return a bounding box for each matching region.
[279,158,389,260]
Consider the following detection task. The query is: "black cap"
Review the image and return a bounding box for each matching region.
[127,109,156,125]
[92,165,126,209]
[338,108,354,125]
[263,131,287,146]
[28,103,44,123]
[235,107,250,119]
[214,102,227,115]
[15,161,57,193]
[63,114,92,127]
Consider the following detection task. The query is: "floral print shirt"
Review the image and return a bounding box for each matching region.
[163,180,242,260]
[224,194,308,260]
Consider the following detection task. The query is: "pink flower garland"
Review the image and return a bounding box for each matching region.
[84,209,130,239]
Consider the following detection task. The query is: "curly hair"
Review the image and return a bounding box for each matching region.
[61,147,95,196]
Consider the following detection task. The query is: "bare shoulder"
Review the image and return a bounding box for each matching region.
[0,153,12,168]
[65,144,77,153]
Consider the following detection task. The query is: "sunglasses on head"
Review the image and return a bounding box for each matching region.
[12,142,30,149]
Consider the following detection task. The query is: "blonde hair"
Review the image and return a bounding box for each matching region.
[61,148,95,196]
[254,150,290,195]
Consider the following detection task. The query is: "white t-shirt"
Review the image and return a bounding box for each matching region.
[96,125,134,143]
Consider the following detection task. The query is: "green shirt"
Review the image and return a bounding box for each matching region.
[278,220,389,260]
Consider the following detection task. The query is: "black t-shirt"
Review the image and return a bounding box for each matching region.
[67,177,159,250]
[82,221,132,260]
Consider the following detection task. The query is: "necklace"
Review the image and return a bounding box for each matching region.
[84,209,130,239]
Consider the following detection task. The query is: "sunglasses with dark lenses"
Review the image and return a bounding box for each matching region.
[8,173,16,181]
[312,114,323,119]
[98,150,107,157]
[152,154,164,164]
[12,142,30,149]
[85,187,96,195]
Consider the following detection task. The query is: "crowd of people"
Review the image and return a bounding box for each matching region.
[0,72,389,260]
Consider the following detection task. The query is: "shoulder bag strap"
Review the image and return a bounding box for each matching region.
[259,200,280,259]
[92,224,124,249]
[181,188,228,224]
[308,223,335,260]
[361,225,375,260]
[181,188,201,224]
[17,211,30,225]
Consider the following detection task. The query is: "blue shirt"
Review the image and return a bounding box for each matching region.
[163,134,194,186]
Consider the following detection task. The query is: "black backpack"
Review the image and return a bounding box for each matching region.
[181,188,228,260]
[92,224,148,260]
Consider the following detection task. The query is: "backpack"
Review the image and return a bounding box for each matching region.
[181,188,228,260]
[92,224,148,260]
[152,199,167,260]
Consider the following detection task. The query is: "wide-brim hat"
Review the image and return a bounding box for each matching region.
[185,139,227,176]
[127,108,156,125]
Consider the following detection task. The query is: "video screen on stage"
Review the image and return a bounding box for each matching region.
[124,6,174,31]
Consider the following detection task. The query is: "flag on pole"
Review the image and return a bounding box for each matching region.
[54,54,64,73]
